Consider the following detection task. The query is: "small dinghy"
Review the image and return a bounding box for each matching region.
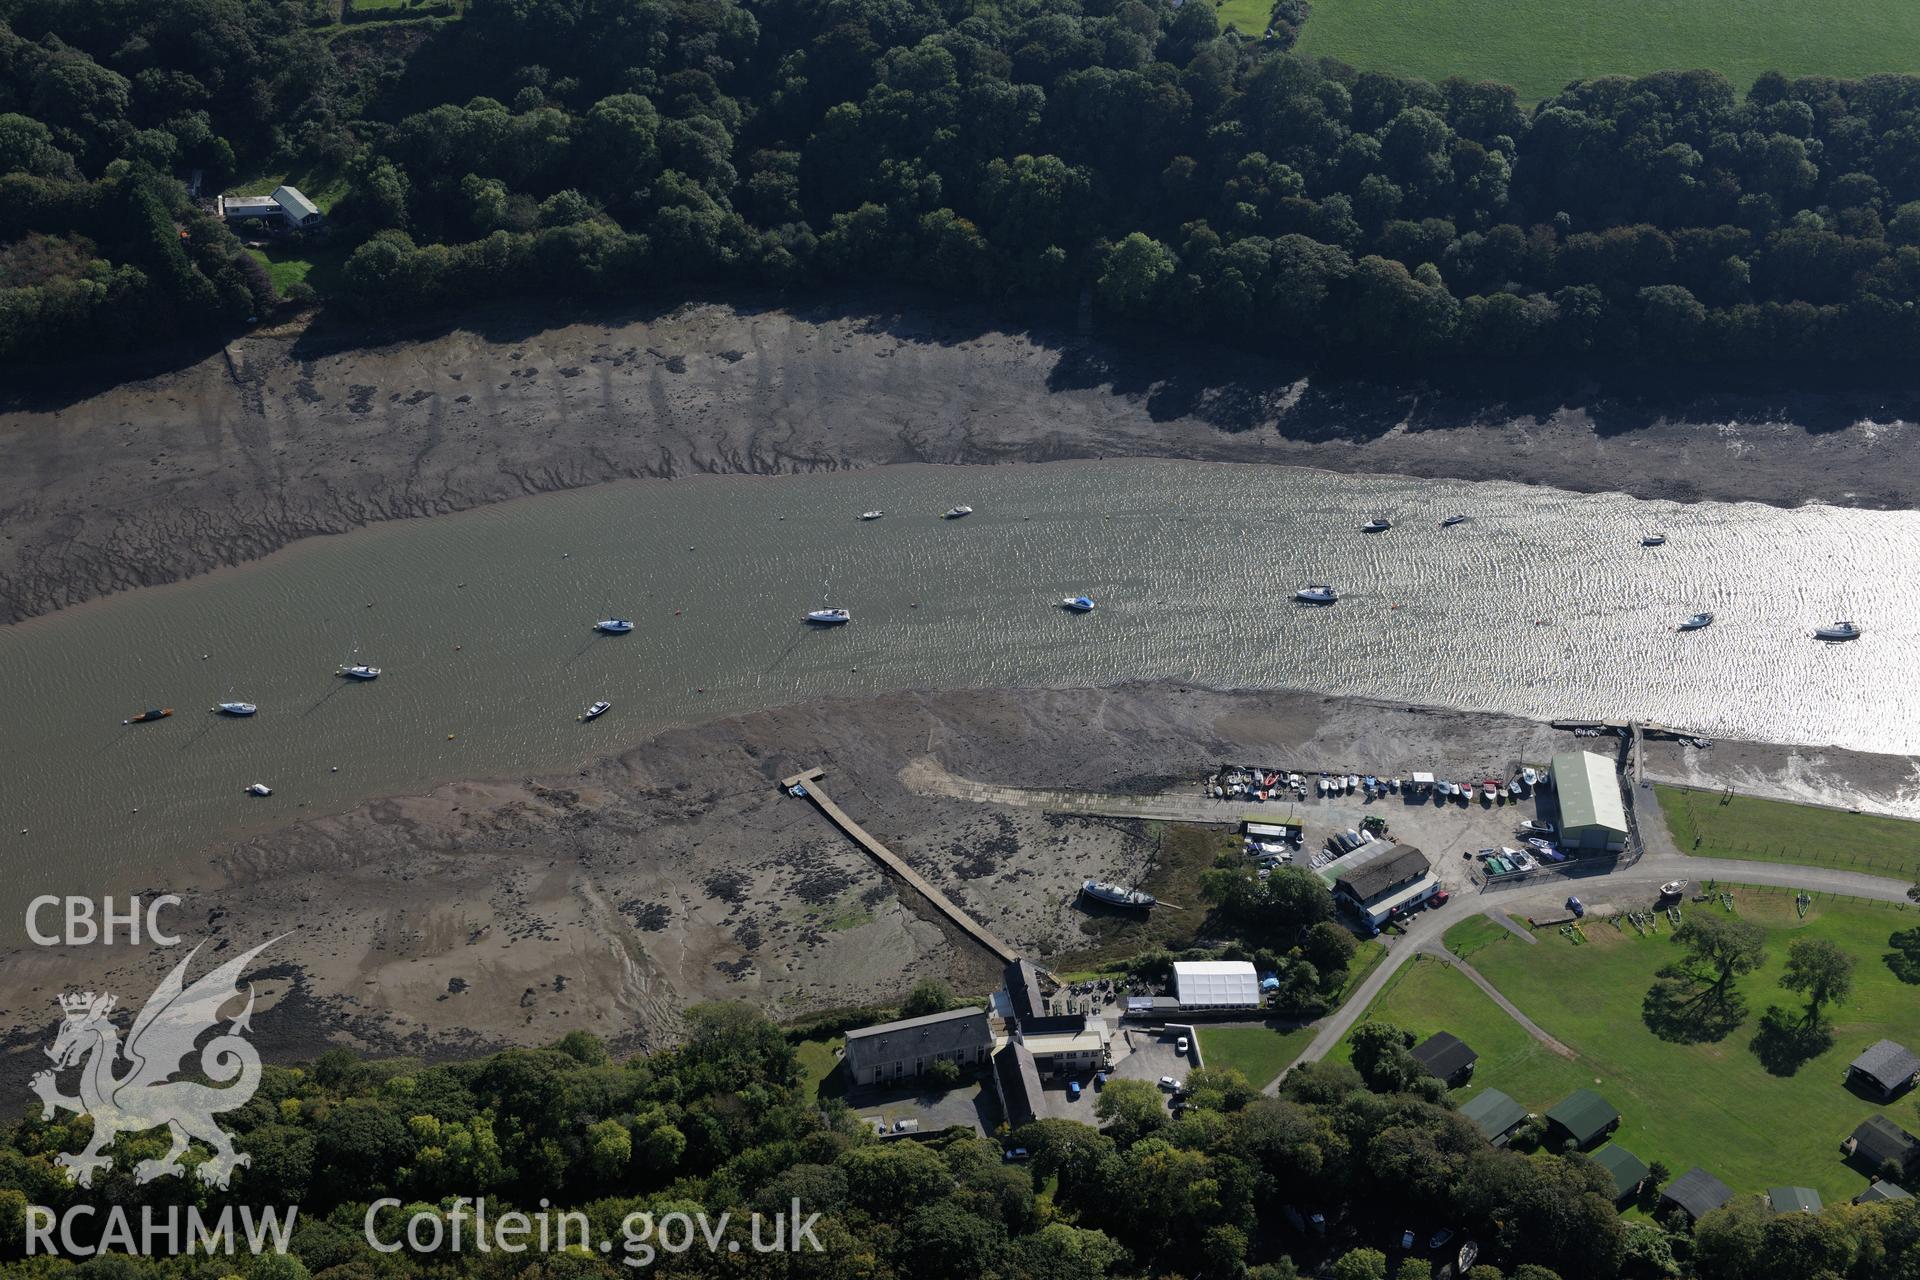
[1061,596,1096,612]
[1677,611,1713,631]
[595,619,635,634]
[124,707,173,724]
[214,702,257,716]
[858,510,884,521]
[805,607,852,625]
[1641,533,1666,547]
[1295,584,1338,604]
[337,664,381,680]
[1439,514,1469,527]
[580,700,611,721]
[245,782,273,797]
[942,505,973,519]
[1361,517,1392,532]
[1814,620,1862,640]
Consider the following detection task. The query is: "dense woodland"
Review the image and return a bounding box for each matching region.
[0,1002,1915,1280]
[8,0,1920,368]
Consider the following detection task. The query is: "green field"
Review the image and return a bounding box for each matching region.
[1659,785,1920,882]
[793,1035,847,1103]
[1214,0,1273,37]
[1201,1024,1319,1083]
[1293,0,1920,103]
[1346,892,1920,1201]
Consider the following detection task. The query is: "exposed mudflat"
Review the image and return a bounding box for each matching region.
[5,294,1920,623]
[3,680,1911,1086]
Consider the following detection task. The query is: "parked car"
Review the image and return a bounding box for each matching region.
[1158,1076,1180,1091]
[1093,1071,1108,1090]
[1401,1229,1416,1250]
[1428,889,1450,908]
[1176,1035,1190,1055]
[893,1119,920,1133]
[1067,1080,1082,1102]
[1003,1147,1030,1163]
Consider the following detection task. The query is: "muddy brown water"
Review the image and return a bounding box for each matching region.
[2,459,1914,917]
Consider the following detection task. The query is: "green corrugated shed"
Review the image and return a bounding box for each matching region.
[1460,1088,1527,1143]
[1769,1186,1823,1214]
[1546,1087,1620,1147]
[1550,751,1628,849]
[1593,1144,1650,1200]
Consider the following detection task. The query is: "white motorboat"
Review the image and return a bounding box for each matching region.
[1361,517,1392,532]
[1061,596,1096,612]
[1082,880,1156,909]
[943,505,973,519]
[805,608,852,625]
[1660,880,1689,898]
[580,700,611,721]
[1522,766,1537,788]
[1439,514,1469,527]
[595,619,635,634]
[1345,774,1359,792]
[1295,584,1338,604]
[214,701,257,716]
[858,510,884,521]
[1677,611,1713,631]
[1814,620,1862,640]
[337,664,380,680]
[245,782,272,797]
[1641,533,1666,547]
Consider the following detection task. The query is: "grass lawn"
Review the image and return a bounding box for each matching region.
[1214,0,1272,36]
[1352,891,1920,1201]
[792,1035,847,1104]
[247,242,351,299]
[1293,0,1920,103]
[1658,784,1920,882]
[1202,1023,1318,1083]
[1442,915,1515,960]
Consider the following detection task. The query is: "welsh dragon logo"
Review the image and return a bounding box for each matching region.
[32,939,276,1189]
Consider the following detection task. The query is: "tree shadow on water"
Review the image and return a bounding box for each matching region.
[1749,1006,1833,1077]
[1642,974,1746,1045]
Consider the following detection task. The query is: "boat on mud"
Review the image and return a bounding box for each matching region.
[1082,880,1156,910]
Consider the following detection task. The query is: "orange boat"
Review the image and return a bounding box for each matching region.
[124,707,173,724]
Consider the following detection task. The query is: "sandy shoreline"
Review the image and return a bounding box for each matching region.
[5,293,1920,623]
[2,679,1913,1087]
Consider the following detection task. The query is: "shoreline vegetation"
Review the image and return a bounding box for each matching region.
[6,295,1920,626]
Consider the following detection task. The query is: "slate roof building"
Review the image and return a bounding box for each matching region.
[993,1042,1045,1129]
[1410,1032,1478,1086]
[1545,1088,1620,1150]
[1004,958,1047,1026]
[1459,1088,1528,1146]
[1844,1114,1920,1177]
[1848,1040,1920,1100]
[1662,1167,1735,1222]
[1328,842,1439,927]
[843,1007,992,1088]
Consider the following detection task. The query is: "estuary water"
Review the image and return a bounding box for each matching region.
[1,458,1915,910]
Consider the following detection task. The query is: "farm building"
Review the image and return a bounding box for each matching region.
[1844,1114,1920,1178]
[1767,1186,1823,1214]
[992,1042,1044,1129]
[1460,1088,1528,1146]
[1171,960,1262,1010]
[843,1007,992,1087]
[1855,1180,1912,1204]
[1592,1144,1650,1203]
[1549,752,1628,851]
[1545,1088,1620,1149]
[1847,1039,1920,1100]
[217,185,325,231]
[1410,1031,1477,1086]
[1328,842,1438,927]
[1663,1168,1734,1222]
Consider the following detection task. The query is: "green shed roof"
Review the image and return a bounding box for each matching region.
[1546,1087,1620,1145]
[1769,1186,1823,1214]
[1550,751,1627,836]
[1593,1144,1650,1200]
[1855,1180,1912,1204]
[1460,1088,1527,1141]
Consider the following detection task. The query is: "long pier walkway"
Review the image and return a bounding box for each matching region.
[781,767,1019,965]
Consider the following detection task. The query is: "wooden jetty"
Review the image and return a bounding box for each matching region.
[781,767,1018,965]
